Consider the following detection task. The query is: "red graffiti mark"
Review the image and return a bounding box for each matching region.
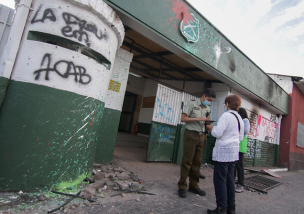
[42,178,45,183]
[174,24,178,29]
[26,98,29,102]
[35,139,39,143]
[167,0,193,25]
[45,152,47,155]
[7,152,10,157]
[47,143,50,147]
[87,111,97,132]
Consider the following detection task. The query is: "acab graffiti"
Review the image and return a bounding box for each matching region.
[31,6,108,47]
[33,53,92,85]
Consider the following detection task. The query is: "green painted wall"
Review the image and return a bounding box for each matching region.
[95,107,121,164]
[244,139,278,167]
[0,81,104,191]
[0,76,9,108]
[147,121,176,161]
[174,131,278,167]
[172,124,185,164]
[105,0,289,114]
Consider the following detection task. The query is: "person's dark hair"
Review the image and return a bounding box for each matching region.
[238,107,249,119]
[202,88,216,98]
[224,95,241,111]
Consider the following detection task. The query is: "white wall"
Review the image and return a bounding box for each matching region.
[231,89,281,145]
[268,74,293,94]
[138,79,158,123]
[105,48,133,111]
[10,0,123,103]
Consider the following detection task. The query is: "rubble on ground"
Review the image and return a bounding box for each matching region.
[0,161,154,213]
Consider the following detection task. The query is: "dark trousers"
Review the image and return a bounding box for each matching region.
[234,152,244,186]
[213,161,236,208]
[178,129,207,190]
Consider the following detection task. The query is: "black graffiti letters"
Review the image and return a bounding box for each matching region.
[61,13,108,47]
[31,7,56,24]
[34,54,91,85]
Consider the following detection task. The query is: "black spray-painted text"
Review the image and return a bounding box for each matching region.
[33,54,91,85]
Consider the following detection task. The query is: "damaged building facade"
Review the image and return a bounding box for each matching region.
[0,0,288,191]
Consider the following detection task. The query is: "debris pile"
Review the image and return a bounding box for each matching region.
[0,162,155,214]
[46,162,155,213]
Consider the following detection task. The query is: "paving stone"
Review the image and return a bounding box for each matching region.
[106,181,115,186]
[105,173,117,180]
[114,168,124,173]
[116,181,129,190]
[117,172,130,180]
[95,171,105,180]
[89,180,107,190]
[82,187,96,196]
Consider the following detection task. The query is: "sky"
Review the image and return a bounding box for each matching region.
[1,0,303,77]
[188,0,304,78]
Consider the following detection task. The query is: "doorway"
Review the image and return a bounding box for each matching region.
[118,91,137,133]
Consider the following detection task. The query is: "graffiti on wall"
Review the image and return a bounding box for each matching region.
[254,115,278,144]
[31,6,108,47]
[245,138,254,159]
[154,96,176,123]
[245,138,261,159]
[150,122,174,150]
[33,53,92,85]
[248,111,278,144]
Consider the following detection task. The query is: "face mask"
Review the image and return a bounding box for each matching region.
[202,100,210,106]
[224,107,227,112]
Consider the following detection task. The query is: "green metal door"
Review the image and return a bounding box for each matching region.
[146,121,177,161]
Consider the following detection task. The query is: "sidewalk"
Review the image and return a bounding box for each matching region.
[70,163,304,214]
[1,144,303,214]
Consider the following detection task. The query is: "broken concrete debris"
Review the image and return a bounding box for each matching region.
[0,162,153,213]
[95,171,106,180]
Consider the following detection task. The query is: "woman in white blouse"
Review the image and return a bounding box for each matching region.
[206,95,244,214]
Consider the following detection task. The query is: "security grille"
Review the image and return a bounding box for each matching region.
[244,175,281,193]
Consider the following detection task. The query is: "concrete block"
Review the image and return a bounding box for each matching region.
[114,168,124,173]
[89,180,106,190]
[118,172,130,180]
[106,181,115,186]
[116,181,129,190]
[82,187,96,196]
[105,173,116,180]
[95,171,105,180]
